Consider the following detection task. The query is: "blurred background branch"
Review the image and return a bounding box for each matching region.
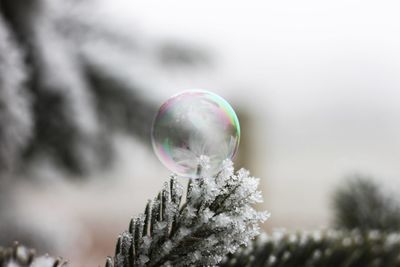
[222,176,400,267]
[0,0,211,258]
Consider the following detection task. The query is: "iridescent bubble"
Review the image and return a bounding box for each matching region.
[151,90,240,178]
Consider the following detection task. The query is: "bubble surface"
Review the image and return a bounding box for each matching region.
[151,90,240,178]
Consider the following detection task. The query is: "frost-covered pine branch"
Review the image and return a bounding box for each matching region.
[106,160,269,267]
[222,176,400,267]
[0,13,31,174]
[0,242,67,267]
[1,0,210,247]
[0,0,210,176]
[221,230,400,267]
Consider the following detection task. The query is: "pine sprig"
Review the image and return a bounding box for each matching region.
[221,230,400,267]
[107,160,269,267]
[0,242,67,267]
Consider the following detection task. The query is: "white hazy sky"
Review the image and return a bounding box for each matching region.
[96,0,400,229]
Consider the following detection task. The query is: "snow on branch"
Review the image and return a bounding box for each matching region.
[221,230,400,267]
[0,242,67,267]
[107,160,269,267]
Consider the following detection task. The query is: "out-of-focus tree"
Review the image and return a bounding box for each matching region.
[0,0,209,250]
[333,176,400,231]
[221,177,400,267]
[0,0,209,176]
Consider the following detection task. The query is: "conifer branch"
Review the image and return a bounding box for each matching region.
[222,176,400,267]
[107,160,269,267]
[221,230,400,267]
[0,242,67,267]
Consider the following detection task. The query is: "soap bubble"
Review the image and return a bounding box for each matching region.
[151,90,240,178]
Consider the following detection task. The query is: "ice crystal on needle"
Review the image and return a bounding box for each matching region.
[106,160,269,267]
[0,243,67,267]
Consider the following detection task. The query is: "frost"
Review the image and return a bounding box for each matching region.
[0,15,32,172]
[221,229,400,267]
[162,240,172,254]
[142,236,152,249]
[268,255,277,264]
[107,160,268,266]
[138,255,149,265]
[197,154,211,171]
[191,251,202,262]
[0,243,68,267]
[313,250,322,260]
[30,257,58,267]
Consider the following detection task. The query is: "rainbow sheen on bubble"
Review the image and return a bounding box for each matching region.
[151,90,240,178]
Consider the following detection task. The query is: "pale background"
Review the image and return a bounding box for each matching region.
[99,0,400,227]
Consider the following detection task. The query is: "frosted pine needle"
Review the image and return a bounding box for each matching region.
[221,230,400,267]
[106,160,269,267]
[0,243,67,267]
